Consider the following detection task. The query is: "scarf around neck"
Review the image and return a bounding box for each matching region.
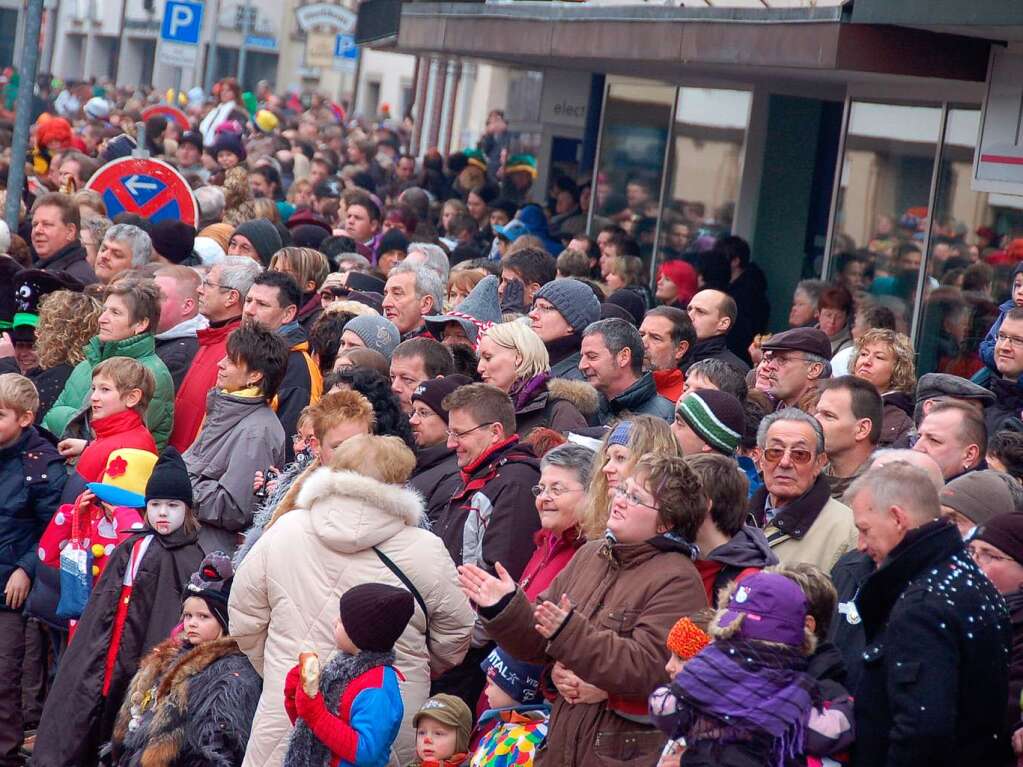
[670,637,814,767]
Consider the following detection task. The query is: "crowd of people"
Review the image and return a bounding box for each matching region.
[1,73,1023,767]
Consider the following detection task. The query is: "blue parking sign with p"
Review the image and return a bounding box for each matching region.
[161,0,204,45]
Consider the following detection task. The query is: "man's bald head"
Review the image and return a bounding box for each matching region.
[687,289,737,340]
[867,448,945,492]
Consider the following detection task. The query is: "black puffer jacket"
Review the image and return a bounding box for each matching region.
[853,520,1011,767]
[409,444,461,524]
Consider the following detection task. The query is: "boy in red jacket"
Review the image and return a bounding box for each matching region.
[283,583,413,767]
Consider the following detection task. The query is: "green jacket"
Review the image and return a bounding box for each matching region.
[42,333,175,449]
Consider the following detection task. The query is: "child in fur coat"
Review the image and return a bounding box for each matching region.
[283,583,413,767]
[111,552,261,766]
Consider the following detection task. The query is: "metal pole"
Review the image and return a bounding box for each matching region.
[172,67,183,106]
[203,0,222,94]
[237,0,252,90]
[132,121,150,159]
[350,44,362,115]
[5,0,44,232]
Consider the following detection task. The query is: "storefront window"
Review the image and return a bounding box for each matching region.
[915,108,1002,376]
[591,81,675,269]
[655,87,751,271]
[828,101,942,336]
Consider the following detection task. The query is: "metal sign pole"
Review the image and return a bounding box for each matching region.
[203,0,222,94]
[132,121,151,159]
[5,0,45,231]
[237,0,252,89]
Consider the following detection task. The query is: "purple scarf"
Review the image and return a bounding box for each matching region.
[511,372,551,411]
[673,638,814,767]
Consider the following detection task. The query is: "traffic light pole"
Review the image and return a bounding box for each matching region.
[5,0,44,231]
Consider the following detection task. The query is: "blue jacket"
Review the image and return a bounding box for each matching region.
[0,426,66,608]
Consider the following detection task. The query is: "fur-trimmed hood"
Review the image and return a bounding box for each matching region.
[296,467,426,554]
[548,377,600,417]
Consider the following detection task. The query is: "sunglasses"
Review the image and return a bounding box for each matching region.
[762,446,814,465]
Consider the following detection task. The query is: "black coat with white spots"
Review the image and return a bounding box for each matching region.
[853,519,1012,767]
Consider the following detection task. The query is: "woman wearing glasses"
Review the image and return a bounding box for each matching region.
[476,321,596,438]
[457,453,708,767]
[968,514,1023,758]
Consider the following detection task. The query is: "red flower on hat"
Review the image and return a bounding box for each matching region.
[106,456,128,478]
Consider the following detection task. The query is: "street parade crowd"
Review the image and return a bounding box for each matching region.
[2,73,1023,767]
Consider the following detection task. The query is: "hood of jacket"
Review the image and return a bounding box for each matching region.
[84,331,157,364]
[705,525,779,569]
[548,377,600,417]
[156,313,209,341]
[201,389,270,436]
[295,467,425,553]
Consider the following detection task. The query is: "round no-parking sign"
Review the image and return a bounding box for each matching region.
[85,157,199,227]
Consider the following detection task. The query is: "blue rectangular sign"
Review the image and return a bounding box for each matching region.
[161,0,204,45]
[335,33,357,60]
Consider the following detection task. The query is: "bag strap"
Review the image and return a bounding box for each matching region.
[373,546,431,649]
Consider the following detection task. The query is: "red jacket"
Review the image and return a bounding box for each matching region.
[652,368,684,406]
[169,318,240,451]
[75,409,157,483]
[519,526,584,602]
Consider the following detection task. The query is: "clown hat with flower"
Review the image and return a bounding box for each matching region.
[86,448,158,508]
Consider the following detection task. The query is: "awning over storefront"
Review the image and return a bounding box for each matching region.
[358,1,991,85]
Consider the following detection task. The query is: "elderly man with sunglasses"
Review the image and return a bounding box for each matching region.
[748,407,857,572]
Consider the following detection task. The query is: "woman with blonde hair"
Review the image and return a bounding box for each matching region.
[447,267,486,310]
[229,434,474,766]
[477,321,595,437]
[269,246,330,329]
[851,327,916,445]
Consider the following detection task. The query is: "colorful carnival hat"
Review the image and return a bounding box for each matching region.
[87,448,159,508]
[504,153,537,178]
[463,148,488,171]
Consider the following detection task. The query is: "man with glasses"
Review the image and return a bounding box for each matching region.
[432,382,541,706]
[169,255,263,451]
[407,374,472,522]
[844,461,1009,767]
[756,327,832,412]
[528,278,601,382]
[748,407,856,572]
[985,307,1023,435]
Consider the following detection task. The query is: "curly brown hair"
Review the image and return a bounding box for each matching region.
[632,452,707,541]
[36,290,102,369]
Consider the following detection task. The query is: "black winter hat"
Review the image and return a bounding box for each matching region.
[233,219,283,267]
[11,268,83,342]
[412,374,473,423]
[185,551,234,633]
[290,224,329,251]
[145,446,194,507]
[339,583,414,652]
[604,288,645,326]
[0,256,23,329]
[378,227,409,255]
[150,220,197,265]
[179,130,204,152]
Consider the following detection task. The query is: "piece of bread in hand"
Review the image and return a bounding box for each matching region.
[299,651,320,697]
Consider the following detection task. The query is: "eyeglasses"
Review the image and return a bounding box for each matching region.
[761,352,810,368]
[996,333,1023,350]
[446,422,496,440]
[201,278,231,292]
[613,486,659,510]
[530,301,558,315]
[411,407,439,421]
[531,483,583,499]
[762,446,815,465]
[968,547,1015,565]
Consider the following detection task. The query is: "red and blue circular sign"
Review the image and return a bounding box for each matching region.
[142,104,191,132]
[85,157,199,227]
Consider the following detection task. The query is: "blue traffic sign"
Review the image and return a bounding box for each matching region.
[161,0,204,45]
[335,33,357,60]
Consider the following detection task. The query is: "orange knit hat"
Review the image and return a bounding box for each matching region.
[666,617,710,660]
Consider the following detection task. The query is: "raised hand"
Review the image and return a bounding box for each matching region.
[457,562,516,608]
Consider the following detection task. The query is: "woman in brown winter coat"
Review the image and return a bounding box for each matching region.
[457,453,709,766]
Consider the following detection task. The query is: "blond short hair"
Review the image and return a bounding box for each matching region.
[308,389,375,442]
[481,321,550,381]
[327,434,417,485]
[92,357,155,412]
[0,373,40,415]
[270,247,330,292]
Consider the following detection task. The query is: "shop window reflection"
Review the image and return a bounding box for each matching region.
[828,101,942,337]
[654,88,751,276]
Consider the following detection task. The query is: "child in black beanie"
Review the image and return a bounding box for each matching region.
[283,583,414,767]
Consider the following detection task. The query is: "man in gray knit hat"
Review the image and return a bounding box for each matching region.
[528,278,601,381]
[340,314,401,359]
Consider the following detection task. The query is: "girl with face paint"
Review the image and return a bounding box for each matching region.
[33,448,206,767]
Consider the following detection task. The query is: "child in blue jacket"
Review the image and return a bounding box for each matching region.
[284,583,413,767]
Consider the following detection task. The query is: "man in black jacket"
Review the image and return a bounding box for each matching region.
[845,460,1010,767]
[407,375,471,523]
[30,192,97,284]
[684,289,750,374]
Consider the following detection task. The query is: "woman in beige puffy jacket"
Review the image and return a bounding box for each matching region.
[229,435,475,767]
